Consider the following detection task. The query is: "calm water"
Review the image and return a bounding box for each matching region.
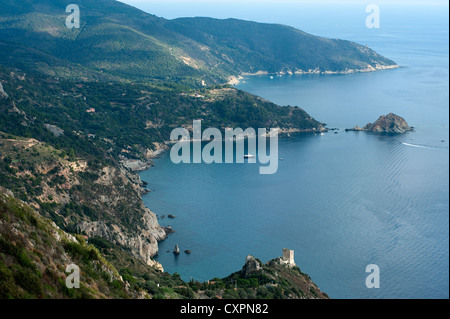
[139,4,449,298]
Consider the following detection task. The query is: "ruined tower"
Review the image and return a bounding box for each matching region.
[282,248,295,267]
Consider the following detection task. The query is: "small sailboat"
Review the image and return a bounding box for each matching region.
[173,244,180,255]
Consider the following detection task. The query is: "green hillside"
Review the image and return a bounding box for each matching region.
[169,17,397,75]
[0,187,130,298]
[0,0,399,300]
[0,0,397,84]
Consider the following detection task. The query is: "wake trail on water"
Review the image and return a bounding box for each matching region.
[401,142,448,150]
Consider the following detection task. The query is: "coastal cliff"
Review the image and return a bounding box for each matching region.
[0,189,132,298]
[1,188,328,299]
[0,65,327,270]
[0,58,332,298]
[0,132,166,268]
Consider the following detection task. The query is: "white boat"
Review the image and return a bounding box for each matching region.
[244,154,256,158]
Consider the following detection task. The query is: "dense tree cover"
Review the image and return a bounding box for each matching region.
[0,66,323,163]
[0,0,397,84]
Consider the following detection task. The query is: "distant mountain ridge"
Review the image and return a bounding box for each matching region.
[0,0,398,85]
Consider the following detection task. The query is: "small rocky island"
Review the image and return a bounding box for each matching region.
[346,113,413,134]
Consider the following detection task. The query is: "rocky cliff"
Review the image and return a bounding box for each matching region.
[0,83,8,99]
[1,191,329,299]
[0,188,134,298]
[0,133,166,268]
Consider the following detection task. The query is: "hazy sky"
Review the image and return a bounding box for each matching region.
[118,0,449,20]
[118,0,448,30]
[116,0,448,56]
[119,0,450,8]
[120,0,448,4]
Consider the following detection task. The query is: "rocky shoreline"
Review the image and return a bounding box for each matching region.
[228,64,399,85]
[132,124,330,269]
[120,142,170,172]
[130,113,410,272]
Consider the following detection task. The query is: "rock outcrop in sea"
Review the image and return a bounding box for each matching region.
[346,113,413,134]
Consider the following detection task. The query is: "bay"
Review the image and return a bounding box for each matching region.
[139,3,449,298]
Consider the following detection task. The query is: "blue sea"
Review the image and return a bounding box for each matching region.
[137,2,449,299]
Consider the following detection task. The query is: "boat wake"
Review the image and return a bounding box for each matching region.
[401,142,447,150]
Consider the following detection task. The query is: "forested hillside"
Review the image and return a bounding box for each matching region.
[0,0,397,85]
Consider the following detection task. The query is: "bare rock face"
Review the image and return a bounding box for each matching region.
[0,82,8,99]
[347,113,412,134]
[76,209,166,268]
[44,124,64,137]
[144,142,168,159]
[72,165,166,268]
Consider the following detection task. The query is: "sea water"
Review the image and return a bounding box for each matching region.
[139,3,449,298]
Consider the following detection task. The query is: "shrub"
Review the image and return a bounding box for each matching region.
[14,268,42,296]
[0,261,20,299]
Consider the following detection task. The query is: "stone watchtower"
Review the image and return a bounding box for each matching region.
[282,248,296,267]
[243,255,261,277]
